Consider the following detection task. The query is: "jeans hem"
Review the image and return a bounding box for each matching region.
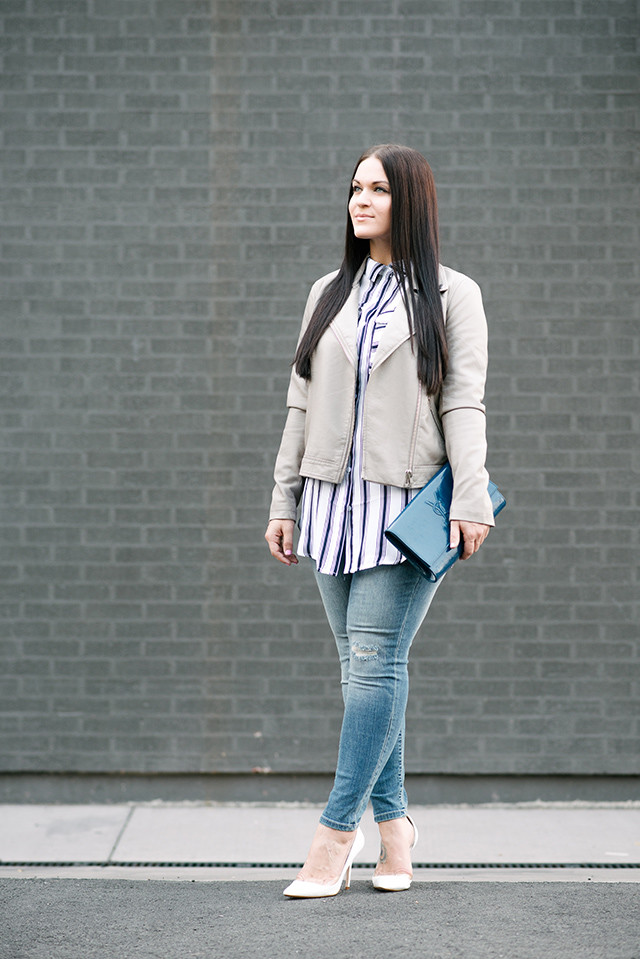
[373,810,407,824]
[319,813,359,832]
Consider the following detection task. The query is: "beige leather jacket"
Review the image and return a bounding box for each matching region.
[269,261,495,527]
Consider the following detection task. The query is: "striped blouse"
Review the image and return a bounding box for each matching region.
[297,257,418,576]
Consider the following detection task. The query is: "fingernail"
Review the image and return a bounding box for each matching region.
[285,549,292,556]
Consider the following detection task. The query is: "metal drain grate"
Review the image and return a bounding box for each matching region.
[2,860,640,870]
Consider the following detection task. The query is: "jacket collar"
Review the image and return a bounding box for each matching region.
[354,259,449,292]
[400,263,449,293]
[329,260,448,370]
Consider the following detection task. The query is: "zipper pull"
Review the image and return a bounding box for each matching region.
[405,469,413,487]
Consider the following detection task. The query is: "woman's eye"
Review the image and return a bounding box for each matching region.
[352,185,388,195]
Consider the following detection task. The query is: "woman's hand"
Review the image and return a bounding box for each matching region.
[449,520,490,560]
[265,519,299,566]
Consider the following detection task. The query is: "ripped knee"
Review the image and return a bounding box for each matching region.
[351,642,379,662]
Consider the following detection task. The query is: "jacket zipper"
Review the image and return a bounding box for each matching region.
[339,396,357,480]
[405,391,423,486]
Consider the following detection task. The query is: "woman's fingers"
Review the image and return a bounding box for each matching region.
[449,520,490,560]
[449,519,461,551]
[265,519,298,566]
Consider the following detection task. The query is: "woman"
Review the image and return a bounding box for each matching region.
[265,144,494,898]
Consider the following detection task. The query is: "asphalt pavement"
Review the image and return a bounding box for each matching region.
[2,878,640,959]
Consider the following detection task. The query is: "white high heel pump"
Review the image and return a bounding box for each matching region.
[372,814,419,892]
[283,827,365,899]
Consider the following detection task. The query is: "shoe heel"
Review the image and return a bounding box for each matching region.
[344,863,352,890]
[371,815,418,893]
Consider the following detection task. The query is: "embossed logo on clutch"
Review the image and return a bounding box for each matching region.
[425,497,448,519]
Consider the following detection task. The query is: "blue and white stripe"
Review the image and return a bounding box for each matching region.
[298,257,418,576]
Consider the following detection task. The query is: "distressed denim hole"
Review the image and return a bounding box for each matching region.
[352,642,379,661]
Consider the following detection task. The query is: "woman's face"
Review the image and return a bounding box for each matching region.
[348,155,392,256]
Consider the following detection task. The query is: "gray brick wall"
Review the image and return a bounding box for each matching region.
[1,0,638,777]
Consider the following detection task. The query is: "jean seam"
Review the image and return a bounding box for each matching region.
[356,571,424,821]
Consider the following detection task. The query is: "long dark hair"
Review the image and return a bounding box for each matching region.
[294,143,448,395]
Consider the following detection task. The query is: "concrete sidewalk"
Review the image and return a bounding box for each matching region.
[1,801,640,883]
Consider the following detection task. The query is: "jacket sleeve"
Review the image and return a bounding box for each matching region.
[439,272,495,527]
[268,277,325,521]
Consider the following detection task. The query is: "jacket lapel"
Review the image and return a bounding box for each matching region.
[328,262,450,371]
[327,262,366,368]
[370,264,450,370]
[369,295,411,371]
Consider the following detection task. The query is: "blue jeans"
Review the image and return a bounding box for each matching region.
[313,561,441,832]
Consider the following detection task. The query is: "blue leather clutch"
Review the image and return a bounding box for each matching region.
[384,463,506,582]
